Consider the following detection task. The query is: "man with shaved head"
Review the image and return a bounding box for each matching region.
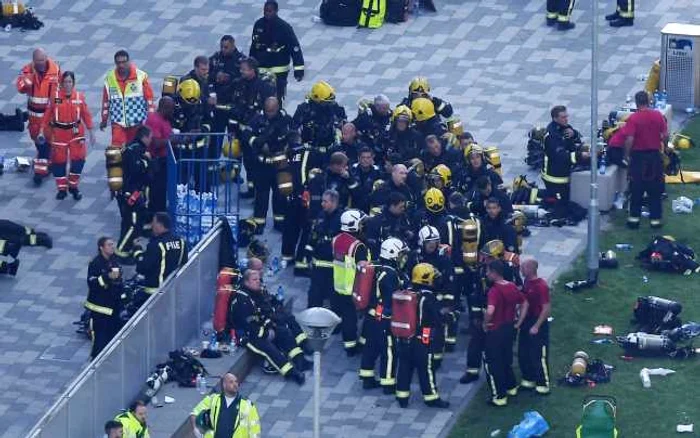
[190,372,261,438]
[518,258,552,395]
[247,95,291,232]
[17,48,61,185]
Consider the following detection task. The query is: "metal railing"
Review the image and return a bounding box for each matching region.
[26,221,224,438]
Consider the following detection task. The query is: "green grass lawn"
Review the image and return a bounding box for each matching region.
[449,115,700,437]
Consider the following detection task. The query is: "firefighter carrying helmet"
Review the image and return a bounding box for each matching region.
[392,105,413,123]
[380,237,408,261]
[309,81,336,103]
[418,225,441,247]
[411,97,435,122]
[428,164,452,188]
[411,262,439,287]
[424,187,445,213]
[177,79,201,105]
[340,209,367,233]
[409,76,431,94]
[481,239,505,259]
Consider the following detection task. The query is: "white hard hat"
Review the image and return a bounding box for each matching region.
[380,237,408,261]
[418,225,441,247]
[340,209,367,233]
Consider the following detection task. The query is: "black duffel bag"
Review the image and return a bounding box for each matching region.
[320,0,361,26]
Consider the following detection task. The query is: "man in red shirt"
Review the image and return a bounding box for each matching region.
[144,97,175,213]
[518,258,551,395]
[624,91,668,229]
[483,260,527,407]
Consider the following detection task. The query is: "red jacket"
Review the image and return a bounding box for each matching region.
[16,58,61,120]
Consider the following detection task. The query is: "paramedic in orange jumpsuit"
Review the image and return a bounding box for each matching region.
[40,71,96,200]
[16,48,61,185]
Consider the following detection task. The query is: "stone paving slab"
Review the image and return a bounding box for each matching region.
[1,0,699,436]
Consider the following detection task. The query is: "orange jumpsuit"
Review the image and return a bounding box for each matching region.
[41,88,94,192]
[100,64,155,148]
[16,58,61,177]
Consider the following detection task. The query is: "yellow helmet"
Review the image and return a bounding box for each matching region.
[672,133,694,150]
[309,81,336,103]
[407,158,425,177]
[177,79,201,105]
[428,164,452,189]
[511,175,531,191]
[392,105,413,123]
[409,76,431,94]
[481,239,505,259]
[464,143,484,161]
[411,262,439,287]
[411,97,435,122]
[424,187,445,213]
[447,118,464,137]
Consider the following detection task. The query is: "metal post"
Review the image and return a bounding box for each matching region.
[313,351,321,438]
[587,0,600,284]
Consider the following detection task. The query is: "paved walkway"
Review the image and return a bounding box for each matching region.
[1,0,698,436]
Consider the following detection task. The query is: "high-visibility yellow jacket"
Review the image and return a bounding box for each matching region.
[191,394,261,438]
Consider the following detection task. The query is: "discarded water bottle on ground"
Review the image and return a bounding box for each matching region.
[653,90,660,108]
[276,285,285,302]
[640,368,651,388]
[599,155,607,175]
[508,411,550,438]
[615,243,633,251]
[271,256,280,274]
[642,276,648,284]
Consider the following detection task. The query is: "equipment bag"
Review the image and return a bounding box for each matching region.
[352,261,375,310]
[391,289,418,339]
[167,349,208,387]
[385,0,408,23]
[320,0,362,26]
[637,236,700,275]
[576,395,618,438]
[358,0,386,28]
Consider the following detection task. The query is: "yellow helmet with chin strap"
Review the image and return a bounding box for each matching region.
[309,81,336,103]
[480,239,505,259]
[392,105,413,123]
[177,79,201,105]
[424,187,445,213]
[409,76,431,95]
[411,262,440,287]
[411,97,435,122]
[428,164,452,189]
[464,143,484,161]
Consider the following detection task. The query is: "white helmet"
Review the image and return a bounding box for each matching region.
[418,225,441,247]
[380,237,408,261]
[341,209,367,233]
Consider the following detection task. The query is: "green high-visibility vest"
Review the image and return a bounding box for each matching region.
[358,0,386,28]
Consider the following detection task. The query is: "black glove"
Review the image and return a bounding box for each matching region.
[294,69,304,81]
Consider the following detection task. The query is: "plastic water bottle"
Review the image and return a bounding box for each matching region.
[198,373,208,394]
[661,90,668,107]
[276,285,285,302]
[615,243,633,251]
[209,332,218,351]
[271,256,280,274]
[653,90,660,109]
[599,155,607,175]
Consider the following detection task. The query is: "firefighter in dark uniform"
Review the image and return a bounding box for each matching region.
[181,55,214,107]
[249,0,305,101]
[400,77,453,120]
[623,91,668,229]
[457,145,503,195]
[395,263,451,409]
[230,269,306,384]
[329,122,366,165]
[606,0,634,27]
[230,57,277,198]
[480,197,519,255]
[86,237,124,359]
[115,125,152,262]
[421,135,461,175]
[365,191,415,258]
[353,94,392,154]
[306,189,342,307]
[247,96,291,232]
[482,260,527,407]
[209,35,245,135]
[372,164,420,219]
[291,81,347,167]
[385,106,422,163]
[412,98,447,141]
[468,176,513,219]
[359,237,408,393]
[307,152,361,215]
[135,212,188,296]
[541,105,589,219]
[546,0,576,30]
[351,146,383,214]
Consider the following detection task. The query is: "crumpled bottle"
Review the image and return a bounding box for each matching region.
[508,411,550,438]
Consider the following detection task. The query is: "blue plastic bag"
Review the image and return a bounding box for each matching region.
[508,411,550,438]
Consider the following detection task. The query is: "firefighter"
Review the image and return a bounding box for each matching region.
[115,401,150,438]
[385,105,422,163]
[291,80,347,166]
[230,57,277,198]
[351,146,383,214]
[365,191,415,257]
[86,237,123,359]
[480,197,518,254]
[190,373,261,438]
[372,164,420,216]
[359,237,408,393]
[546,0,576,30]
[100,50,155,166]
[518,258,552,395]
[135,212,188,296]
[332,209,370,356]
[469,176,513,219]
[353,94,392,153]
[115,125,152,261]
[230,269,306,384]
[606,0,634,27]
[400,77,453,119]
[247,96,291,231]
[421,135,461,175]
[306,189,342,307]
[39,71,95,200]
[0,219,52,248]
[411,98,447,140]
[249,0,305,101]
[329,122,366,164]
[0,238,20,276]
[209,35,245,136]
[181,55,215,107]
[395,263,451,409]
[16,48,60,185]
[541,105,589,220]
[417,188,454,246]
[306,152,361,215]
[623,91,668,229]
[482,260,528,407]
[457,145,503,195]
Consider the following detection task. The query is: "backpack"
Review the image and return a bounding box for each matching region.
[352,261,375,310]
[637,236,700,274]
[576,396,618,438]
[320,0,362,26]
[385,0,409,23]
[390,289,418,339]
[167,349,208,387]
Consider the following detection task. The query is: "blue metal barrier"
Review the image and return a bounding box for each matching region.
[166,132,240,247]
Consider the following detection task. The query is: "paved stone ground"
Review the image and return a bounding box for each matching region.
[1,0,699,436]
